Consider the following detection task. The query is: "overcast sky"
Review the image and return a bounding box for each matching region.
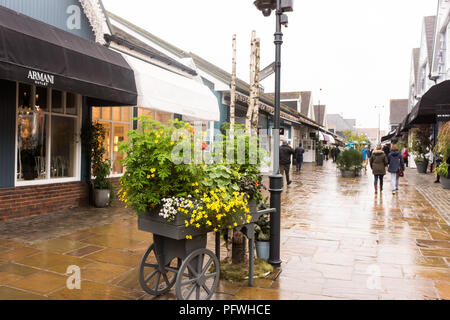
[102,0,437,131]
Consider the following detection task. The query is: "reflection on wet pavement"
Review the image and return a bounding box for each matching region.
[0,161,448,300]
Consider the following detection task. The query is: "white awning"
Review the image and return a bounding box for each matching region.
[123,54,220,122]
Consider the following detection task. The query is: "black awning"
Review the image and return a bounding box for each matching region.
[408,80,450,125]
[0,6,137,106]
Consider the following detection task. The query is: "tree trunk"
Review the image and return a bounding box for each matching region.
[251,37,261,133]
[246,31,257,131]
[230,34,237,136]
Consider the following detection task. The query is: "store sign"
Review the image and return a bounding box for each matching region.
[437,113,450,121]
[27,70,55,87]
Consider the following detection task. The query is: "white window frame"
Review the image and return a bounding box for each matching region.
[92,107,133,178]
[14,82,82,187]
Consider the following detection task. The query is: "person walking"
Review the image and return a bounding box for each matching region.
[294,143,305,172]
[279,140,294,186]
[387,145,405,195]
[370,145,388,193]
[335,147,341,162]
[323,147,330,161]
[434,154,450,183]
[383,144,390,158]
[402,147,409,168]
[362,146,369,171]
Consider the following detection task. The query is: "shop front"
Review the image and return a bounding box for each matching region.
[0,6,137,220]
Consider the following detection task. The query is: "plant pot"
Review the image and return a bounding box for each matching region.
[232,241,246,264]
[255,241,270,260]
[441,176,450,190]
[93,189,110,208]
[415,160,428,174]
[316,154,324,166]
[340,169,356,178]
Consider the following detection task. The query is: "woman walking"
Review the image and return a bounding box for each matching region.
[370,145,388,193]
[387,145,405,195]
[402,147,409,168]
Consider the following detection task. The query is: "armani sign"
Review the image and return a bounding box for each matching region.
[27,70,55,87]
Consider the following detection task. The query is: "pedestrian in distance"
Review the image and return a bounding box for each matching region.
[294,143,305,172]
[402,147,409,168]
[387,144,405,195]
[368,146,374,159]
[335,147,341,162]
[279,140,294,186]
[370,144,388,193]
[362,146,369,171]
[323,146,330,161]
[382,144,390,158]
[434,154,450,183]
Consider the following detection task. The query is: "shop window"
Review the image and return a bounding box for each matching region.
[50,116,76,178]
[52,90,63,113]
[16,83,80,184]
[66,93,78,115]
[35,86,48,111]
[93,107,133,176]
[138,108,173,125]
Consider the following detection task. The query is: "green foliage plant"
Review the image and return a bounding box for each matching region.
[411,127,432,163]
[81,121,113,196]
[336,149,363,171]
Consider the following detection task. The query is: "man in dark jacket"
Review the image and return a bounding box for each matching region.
[279,140,294,185]
[382,144,390,158]
[294,143,305,172]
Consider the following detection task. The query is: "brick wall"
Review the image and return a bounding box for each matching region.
[0,177,124,221]
[0,182,89,221]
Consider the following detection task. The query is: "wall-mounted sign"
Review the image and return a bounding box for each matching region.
[437,114,450,121]
[27,70,54,87]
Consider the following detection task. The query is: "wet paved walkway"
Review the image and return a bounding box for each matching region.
[0,160,449,300]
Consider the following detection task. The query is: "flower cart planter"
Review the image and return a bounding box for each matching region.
[137,200,265,300]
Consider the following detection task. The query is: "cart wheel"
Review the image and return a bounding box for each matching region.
[139,244,181,296]
[175,248,220,300]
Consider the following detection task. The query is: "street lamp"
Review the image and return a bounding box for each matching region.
[375,105,384,144]
[253,0,294,267]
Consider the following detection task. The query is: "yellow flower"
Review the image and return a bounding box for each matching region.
[186,235,192,240]
[155,140,159,144]
[194,189,199,193]
[233,222,238,227]
[151,174,155,178]
[214,228,218,232]
[195,223,200,228]
[171,141,174,145]
[150,168,156,173]
[146,175,150,179]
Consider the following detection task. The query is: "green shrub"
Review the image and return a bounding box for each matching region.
[336,149,363,171]
[411,127,432,163]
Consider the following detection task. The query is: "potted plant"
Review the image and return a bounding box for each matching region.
[411,127,432,174]
[81,122,113,208]
[336,149,363,177]
[434,122,450,189]
[255,213,270,260]
[316,140,324,166]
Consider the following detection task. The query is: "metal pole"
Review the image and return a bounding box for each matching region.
[269,0,283,268]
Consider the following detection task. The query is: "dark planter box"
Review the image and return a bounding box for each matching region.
[138,200,258,241]
[441,176,450,190]
[416,160,428,174]
[340,169,356,178]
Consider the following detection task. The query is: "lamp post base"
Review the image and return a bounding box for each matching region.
[268,173,283,267]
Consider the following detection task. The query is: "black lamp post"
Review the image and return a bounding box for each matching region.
[253,0,293,267]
